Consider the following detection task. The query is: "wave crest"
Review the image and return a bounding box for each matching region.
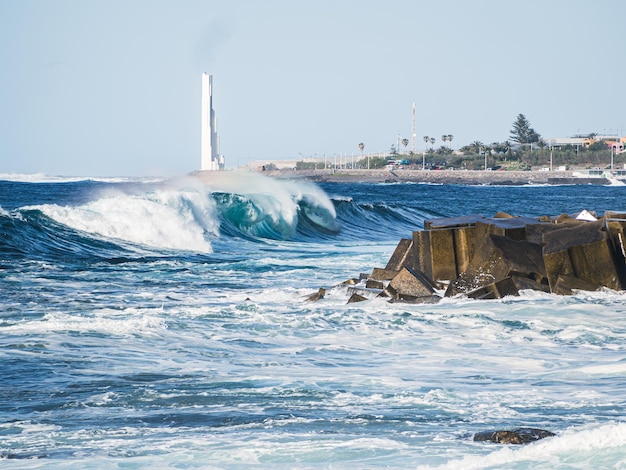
[28,183,218,252]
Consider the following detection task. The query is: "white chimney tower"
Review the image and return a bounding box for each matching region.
[201,73,222,171]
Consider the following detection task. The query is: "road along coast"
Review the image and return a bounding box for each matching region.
[263,168,575,185]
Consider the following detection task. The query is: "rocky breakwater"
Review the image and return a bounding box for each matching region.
[308,209,626,304]
[268,169,574,185]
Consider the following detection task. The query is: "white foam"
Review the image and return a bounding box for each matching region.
[29,183,218,252]
[2,310,166,337]
[0,173,165,184]
[418,422,626,470]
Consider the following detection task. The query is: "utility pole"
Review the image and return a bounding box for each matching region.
[411,103,416,154]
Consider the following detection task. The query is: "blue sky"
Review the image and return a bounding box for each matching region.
[1,0,624,176]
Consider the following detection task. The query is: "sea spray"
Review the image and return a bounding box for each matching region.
[2,178,626,468]
[27,182,218,252]
[198,171,339,239]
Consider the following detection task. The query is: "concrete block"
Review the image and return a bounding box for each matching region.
[370,268,399,281]
[466,275,550,300]
[412,226,475,283]
[385,267,437,302]
[429,228,457,282]
[347,286,382,299]
[412,230,432,278]
[542,220,623,292]
[604,210,626,220]
[347,293,368,303]
[553,273,602,295]
[385,238,414,271]
[424,214,485,230]
[304,288,326,302]
[365,279,384,289]
[452,226,476,274]
[475,217,542,241]
[446,234,546,297]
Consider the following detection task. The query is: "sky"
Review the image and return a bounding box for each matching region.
[1,0,624,177]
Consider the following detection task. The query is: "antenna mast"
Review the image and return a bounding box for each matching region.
[411,103,416,154]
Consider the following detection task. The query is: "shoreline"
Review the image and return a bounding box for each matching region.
[262,168,577,185]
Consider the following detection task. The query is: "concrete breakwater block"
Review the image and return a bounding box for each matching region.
[309,210,626,304]
[542,220,625,293]
[384,267,439,303]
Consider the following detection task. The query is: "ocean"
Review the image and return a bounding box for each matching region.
[1,172,626,469]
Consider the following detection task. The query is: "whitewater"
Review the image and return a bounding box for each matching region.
[1,172,626,469]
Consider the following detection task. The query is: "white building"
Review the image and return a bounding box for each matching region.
[200,73,224,171]
[543,137,586,148]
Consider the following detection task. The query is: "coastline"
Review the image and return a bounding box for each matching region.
[262,168,576,185]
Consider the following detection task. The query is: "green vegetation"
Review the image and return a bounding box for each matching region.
[349,144,623,171]
[296,161,321,170]
[509,113,540,145]
[291,114,624,171]
[363,115,623,170]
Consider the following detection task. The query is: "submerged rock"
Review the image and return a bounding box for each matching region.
[304,287,326,302]
[473,427,555,444]
[347,292,368,303]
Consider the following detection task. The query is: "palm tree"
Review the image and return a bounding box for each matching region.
[441,134,454,148]
[471,141,484,154]
[358,142,366,169]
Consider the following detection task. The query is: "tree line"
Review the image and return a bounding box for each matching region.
[366,114,623,170]
[294,114,623,171]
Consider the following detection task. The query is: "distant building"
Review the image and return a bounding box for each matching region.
[544,137,586,148]
[603,137,626,153]
[200,73,224,171]
[545,135,625,153]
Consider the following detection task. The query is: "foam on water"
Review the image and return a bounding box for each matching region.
[417,422,626,470]
[3,180,626,468]
[2,309,167,336]
[28,184,218,252]
[0,173,165,184]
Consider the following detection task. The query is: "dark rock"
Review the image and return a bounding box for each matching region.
[347,293,368,303]
[304,287,326,302]
[473,427,555,444]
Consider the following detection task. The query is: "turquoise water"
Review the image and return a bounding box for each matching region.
[1,173,626,468]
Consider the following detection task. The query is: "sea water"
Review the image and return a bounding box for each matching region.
[1,172,626,469]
